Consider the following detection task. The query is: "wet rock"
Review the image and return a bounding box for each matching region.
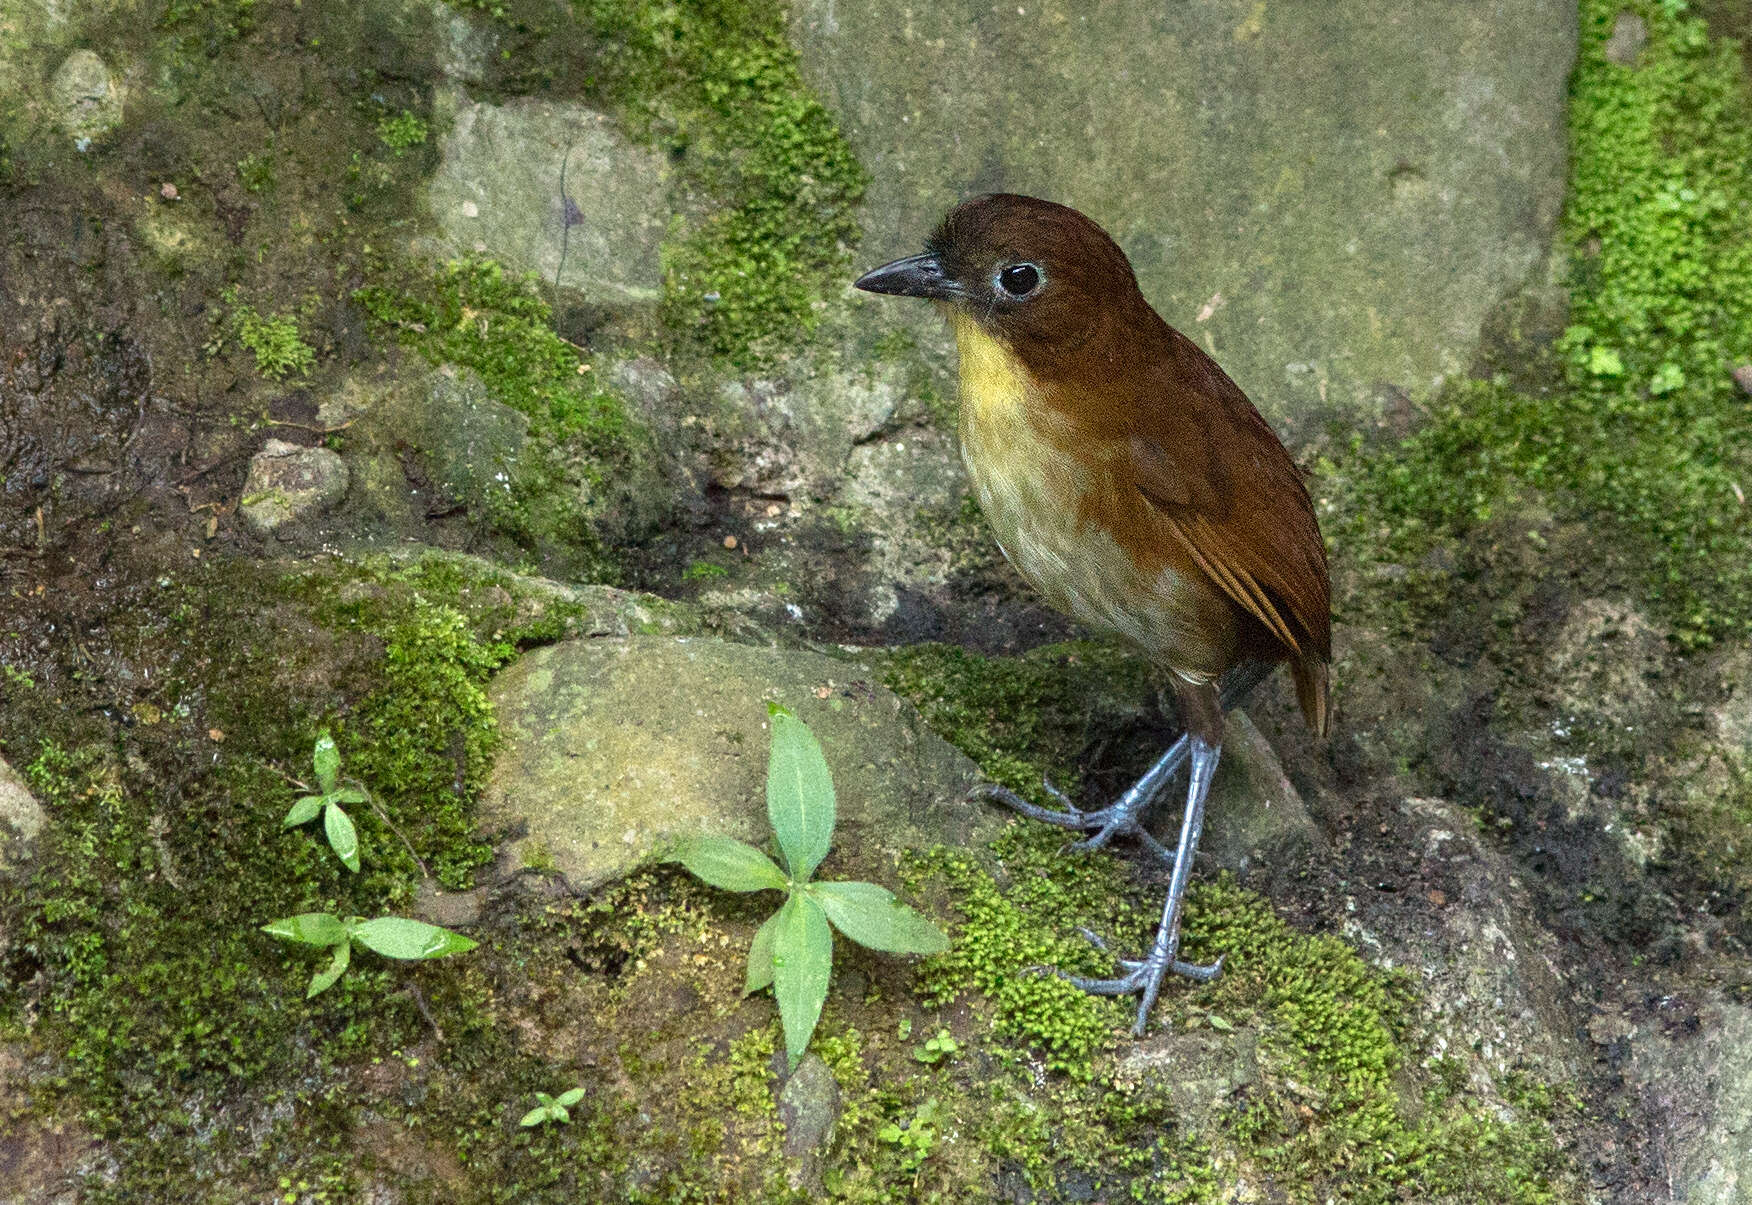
[1114,1027,1260,1134]
[795,0,1576,433]
[1195,709,1323,876]
[368,364,529,520]
[1619,997,1752,1204]
[778,1052,840,1192]
[1545,598,1665,741]
[0,755,46,875]
[431,0,495,83]
[49,49,123,148]
[411,880,485,929]
[837,426,964,626]
[1603,12,1649,66]
[425,94,672,306]
[1370,798,1578,1075]
[1733,364,1752,397]
[239,440,350,538]
[481,636,995,891]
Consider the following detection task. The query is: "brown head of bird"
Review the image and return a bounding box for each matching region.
[855,194,1331,1032]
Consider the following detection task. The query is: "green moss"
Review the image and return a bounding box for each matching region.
[1340,0,1752,645]
[570,0,867,365]
[234,303,316,381]
[355,258,638,572]
[876,641,1157,807]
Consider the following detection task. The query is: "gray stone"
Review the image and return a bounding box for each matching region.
[794,0,1576,433]
[239,440,350,537]
[49,49,123,148]
[426,94,672,306]
[0,756,46,874]
[1604,12,1648,67]
[1195,709,1322,874]
[369,364,530,519]
[1733,364,1752,397]
[778,1052,840,1192]
[1368,798,1579,1076]
[1114,1027,1260,1134]
[1622,998,1752,1205]
[480,637,995,891]
[838,426,964,625]
[431,0,494,82]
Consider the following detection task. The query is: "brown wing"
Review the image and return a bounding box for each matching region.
[1124,329,1331,664]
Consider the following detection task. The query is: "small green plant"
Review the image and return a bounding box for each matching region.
[282,731,363,872]
[878,1097,943,1172]
[234,303,315,380]
[671,705,947,1068]
[912,1028,959,1065]
[376,111,428,153]
[681,560,729,581]
[261,913,476,998]
[236,150,274,193]
[519,1087,586,1128]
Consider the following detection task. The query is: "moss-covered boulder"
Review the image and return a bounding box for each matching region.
[797,0,1577,432]
[481,636,996,890]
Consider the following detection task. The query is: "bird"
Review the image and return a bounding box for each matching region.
[854,194,1331,1034]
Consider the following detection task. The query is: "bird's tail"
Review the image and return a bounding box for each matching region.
[1291,656,1330,739]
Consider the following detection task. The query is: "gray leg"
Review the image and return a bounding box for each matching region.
[973,660,1268,855]
[1066,735,1224,1034]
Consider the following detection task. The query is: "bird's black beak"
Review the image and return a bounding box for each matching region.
[854,252,958,300]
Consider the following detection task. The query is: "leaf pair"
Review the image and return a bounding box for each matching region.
[519,1087,586,1128]
[672,705,947,1070]
[262,913,477,998]
[283,731,364,872]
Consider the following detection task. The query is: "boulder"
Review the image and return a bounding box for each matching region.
[425,94,673,306]
[794,0,1577,432]
[481,637,997,890]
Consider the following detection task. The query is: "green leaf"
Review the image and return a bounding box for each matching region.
[772,891,833,1070]
[283,795,324,827]
[313,730,340,794]
[307,940,350,998]
[555,1087,586,1108]
[332,785,368,805]
[765,704,835,882]
[324,803,360,873]
[672,835,788,893]
[519,1107,549,1128]
[352,916,477,960]
[811,880,948,954]
[745,906,783,995]
[262,913,349,947]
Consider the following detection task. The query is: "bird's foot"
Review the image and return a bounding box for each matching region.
[970,781,1173,862]
[1068,927,1224,1035]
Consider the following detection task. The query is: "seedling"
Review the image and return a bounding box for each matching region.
[878,1097,943,1172]
[912,1029,959,1065]
[671,704,948,1069]
[261,913,476,998]
[520,1088,586,1128]
[283,731,364,872]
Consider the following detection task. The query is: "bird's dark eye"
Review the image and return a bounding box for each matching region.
[997,263,1042,298]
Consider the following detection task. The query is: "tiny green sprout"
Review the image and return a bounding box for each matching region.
[877,1097,943,1172]
[671,704,948,1070]
[261,913,476,998]
[912,1029,959,1065]
[283,731,364,872]
[520,1087,586,1128]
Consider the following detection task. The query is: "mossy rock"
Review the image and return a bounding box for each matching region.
[481,636,997,891]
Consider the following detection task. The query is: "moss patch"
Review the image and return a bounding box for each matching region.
[1339,0,1752,646]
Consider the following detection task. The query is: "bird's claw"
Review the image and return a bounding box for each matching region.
[971,780,1165,857]
[1066,952,1226,1034]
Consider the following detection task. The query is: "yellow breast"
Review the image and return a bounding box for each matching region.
[946,312,1229,677]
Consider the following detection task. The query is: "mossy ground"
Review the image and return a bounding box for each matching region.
[1336,0,1752,648]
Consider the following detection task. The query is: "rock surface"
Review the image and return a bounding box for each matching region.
[795,0,1577,431]
[426,93,673,306]
[481,636,996,890]
[239,439,350,538]
[49,49,122,147]
[0,755,45,874]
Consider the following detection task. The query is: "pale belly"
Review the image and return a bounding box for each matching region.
[949,314,1231,680]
